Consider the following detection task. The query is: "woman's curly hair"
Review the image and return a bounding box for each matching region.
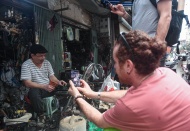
[115,30,167,75]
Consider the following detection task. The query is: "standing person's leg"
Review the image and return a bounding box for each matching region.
[160,46,171,67]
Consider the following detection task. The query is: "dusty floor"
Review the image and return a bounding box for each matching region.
[5,110,61,131]
[2,90,101,131]
[4,91,66,131]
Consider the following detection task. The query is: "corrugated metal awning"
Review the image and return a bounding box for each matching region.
[109,0,133,6]
[77,0,133,16]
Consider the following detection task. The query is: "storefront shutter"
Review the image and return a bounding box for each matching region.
[34,5,63,77]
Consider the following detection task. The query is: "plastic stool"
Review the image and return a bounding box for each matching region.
[43,96,59,118]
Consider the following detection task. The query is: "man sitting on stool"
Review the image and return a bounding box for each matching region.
[20,44,66,116]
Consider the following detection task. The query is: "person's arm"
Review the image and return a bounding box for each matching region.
[47,60,67,86]
[23,80,46,89]
[87,90,127,103]
[68,80,111,128]
[110,4,132,25]
[23,80,55,92]
[122,12,132,25]
[49,75,60,85]
[21,61,55,92]
[75,97,111,128]
[77,80,127,103]
[156,0,172,42]
[21,62,46,90]
[49,75,67,86]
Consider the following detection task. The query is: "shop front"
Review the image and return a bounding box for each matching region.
[0,0,122,130]
[0,0,35,130]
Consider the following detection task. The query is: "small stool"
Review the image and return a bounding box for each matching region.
[43,96,59,118]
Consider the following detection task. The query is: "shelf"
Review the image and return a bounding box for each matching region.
[0,17,16,23]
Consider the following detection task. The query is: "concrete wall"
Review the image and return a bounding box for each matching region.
[53,0,92,27]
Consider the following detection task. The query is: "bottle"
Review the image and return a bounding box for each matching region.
[8,9,11,17]
[4,11,7,18]
[11,7,14,17]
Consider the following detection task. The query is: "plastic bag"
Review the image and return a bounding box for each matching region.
[88,121,103,131]
[104,128,121,131]
[100,75,119,92]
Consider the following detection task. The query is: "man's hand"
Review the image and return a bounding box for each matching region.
[58,80,67,86]
[110,4,132,25]
[43,84,55,92]
[68,80,82,97]
[77,79,95,98]
[110,4,126,17]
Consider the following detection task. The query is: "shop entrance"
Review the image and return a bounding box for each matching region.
[61,23,93,82]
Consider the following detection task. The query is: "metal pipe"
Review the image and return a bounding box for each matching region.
[118,16,132,30]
